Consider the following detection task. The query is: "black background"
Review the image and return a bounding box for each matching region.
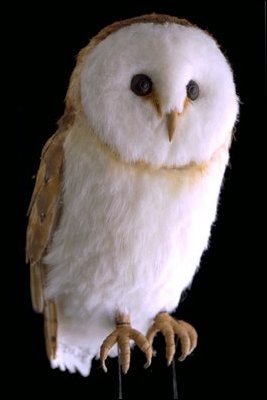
[14,3,265,399]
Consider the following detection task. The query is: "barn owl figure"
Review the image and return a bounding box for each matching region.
[26,14,238,376]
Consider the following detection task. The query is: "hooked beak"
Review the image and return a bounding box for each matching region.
[167,108,180,142]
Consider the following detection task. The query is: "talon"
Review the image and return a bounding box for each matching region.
[146,312,197,364]
[100,313,152,374]
[143,358,151,369]
[101,360,108,373]
[100,330,118,372]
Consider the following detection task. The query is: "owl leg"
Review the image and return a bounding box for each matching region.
[100,313,152,374]
[146,311,197,365]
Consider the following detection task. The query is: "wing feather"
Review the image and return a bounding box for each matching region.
[26,104,74,361]
[26,129,68,312]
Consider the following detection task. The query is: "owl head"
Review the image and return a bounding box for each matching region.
[66,15,239,168]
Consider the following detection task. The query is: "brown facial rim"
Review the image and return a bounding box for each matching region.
[89,14,193,47]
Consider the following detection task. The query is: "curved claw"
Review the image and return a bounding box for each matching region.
[129,329,152,369]
[146,312,198,365]
[100,331,119,372]
[172,321,191,362]
[143,359,151,369]
[146,324,160,345]
[100,314,152,374]
[161,326,176,366]
[178,320,198,355]
[101,361,108,374]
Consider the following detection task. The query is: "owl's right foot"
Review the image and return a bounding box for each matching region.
[100,313,152,374]
[146,311,197,365]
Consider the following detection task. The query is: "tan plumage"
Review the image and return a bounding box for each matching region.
[26,123,70,358]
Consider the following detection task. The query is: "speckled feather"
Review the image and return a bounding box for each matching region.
[26,126,69,356]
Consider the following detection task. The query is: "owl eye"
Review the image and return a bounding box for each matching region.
[186,80,199,100]
[131,74,153,96]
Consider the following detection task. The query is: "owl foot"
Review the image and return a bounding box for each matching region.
[100,313,152,374]
[147,311,197,365]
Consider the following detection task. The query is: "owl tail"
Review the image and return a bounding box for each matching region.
[44,299,94,377]
[50,342,94,377]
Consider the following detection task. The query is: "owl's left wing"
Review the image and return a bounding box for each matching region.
[26,128,69,359]
[26,129,67,314]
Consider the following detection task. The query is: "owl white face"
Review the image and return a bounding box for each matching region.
[80,23,238,167]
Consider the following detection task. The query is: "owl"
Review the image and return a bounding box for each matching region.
[26,14,238,377]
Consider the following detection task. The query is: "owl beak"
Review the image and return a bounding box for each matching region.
[167,109,180,142]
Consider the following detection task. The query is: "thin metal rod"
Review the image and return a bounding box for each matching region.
[172,337,179,399]
[117,345,123,399]
[172,359,179,399]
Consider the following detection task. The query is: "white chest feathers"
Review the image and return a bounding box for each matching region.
[45,125,229,324]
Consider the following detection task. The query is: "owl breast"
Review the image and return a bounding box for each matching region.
[45,125,228,332]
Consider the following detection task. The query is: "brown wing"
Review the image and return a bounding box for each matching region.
[26,129,68,313]
[26,128,69,360]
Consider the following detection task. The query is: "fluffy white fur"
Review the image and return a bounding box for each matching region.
[81,23,238,167]
[44,22,238,376]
